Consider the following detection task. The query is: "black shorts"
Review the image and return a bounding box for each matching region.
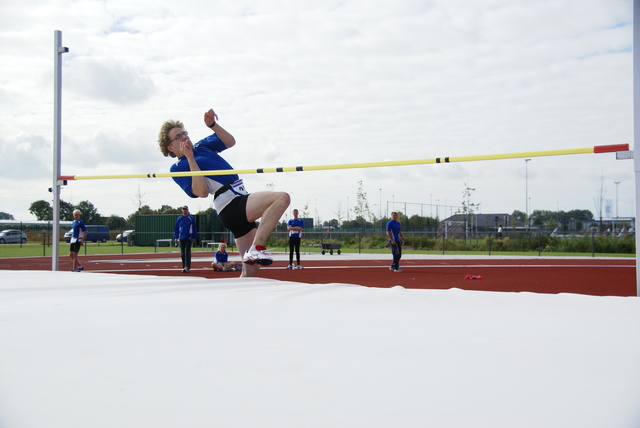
[289,236,301,246]
[218,195,257,239]
[69,241,82,252]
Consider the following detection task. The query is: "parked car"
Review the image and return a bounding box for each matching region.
[64,225,110,243]
[116,230,135,243]
[0,229,28,244]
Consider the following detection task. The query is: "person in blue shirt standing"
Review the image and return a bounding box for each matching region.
[286,209,304,269]
[385,211,405,272]
[174,205,198,273]
[69,209,88,272]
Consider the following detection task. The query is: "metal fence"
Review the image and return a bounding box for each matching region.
[265,230,636,256]
[6,228,636,257]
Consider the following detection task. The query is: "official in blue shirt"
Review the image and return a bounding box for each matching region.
[385,211,405,272]
[287,209,304,269]
[174,205,198,273]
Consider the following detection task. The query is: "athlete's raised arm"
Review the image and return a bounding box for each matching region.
[204,108,235,148]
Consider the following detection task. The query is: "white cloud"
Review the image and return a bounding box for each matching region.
[0,133,51,180]
[0,0,633,222]
[65,58,157,105]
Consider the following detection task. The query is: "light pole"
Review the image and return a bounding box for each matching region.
[615,181,620,233]
[525,159,531,230]
[615,181,620,218]
[430,194,433,217]
[379,188,382,231]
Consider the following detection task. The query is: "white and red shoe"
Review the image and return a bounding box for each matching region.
[242,245,273,266]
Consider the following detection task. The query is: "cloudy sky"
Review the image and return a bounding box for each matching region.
[0,0,633,225]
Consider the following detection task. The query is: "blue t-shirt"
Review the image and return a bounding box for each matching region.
[215,251,229,264]
[171,134,238,198]
[386,220,401,242]
[71,220,87,242]
[174,215,198,240]
[288,218,304,238]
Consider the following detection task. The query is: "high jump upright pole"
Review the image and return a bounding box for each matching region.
[52,30,68,271]
[634,0,640,297]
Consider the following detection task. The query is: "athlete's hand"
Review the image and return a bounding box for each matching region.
[180,140,195,159]
[204,109,218,127]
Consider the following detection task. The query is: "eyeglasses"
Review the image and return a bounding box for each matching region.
[170,131,189,143]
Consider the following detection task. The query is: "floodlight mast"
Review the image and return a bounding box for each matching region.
[52,30,68,271]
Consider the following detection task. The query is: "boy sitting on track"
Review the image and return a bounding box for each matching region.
[212,243,236,272]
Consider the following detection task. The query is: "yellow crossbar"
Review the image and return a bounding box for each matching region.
[59,144,629,181]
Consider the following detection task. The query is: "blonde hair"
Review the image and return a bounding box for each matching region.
[73,209,82,216]
[218,243,227,250]
[158,119,184,158]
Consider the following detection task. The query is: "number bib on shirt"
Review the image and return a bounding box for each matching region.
[211,178,249,212]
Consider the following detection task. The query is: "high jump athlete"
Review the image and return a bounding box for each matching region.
[158,108,289,277]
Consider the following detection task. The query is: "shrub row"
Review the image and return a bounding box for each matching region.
[266,231,636,254]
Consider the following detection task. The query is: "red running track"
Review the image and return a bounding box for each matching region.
[0,253,635,297]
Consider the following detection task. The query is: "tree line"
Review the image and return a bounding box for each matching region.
[15,196,609,235]
[314,209,597,232]
[25,199,221,232]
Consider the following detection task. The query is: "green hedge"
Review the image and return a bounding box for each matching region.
[266,231,635,254]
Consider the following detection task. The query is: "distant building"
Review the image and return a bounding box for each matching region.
[438,213,636,238]
[438,213,525,238]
